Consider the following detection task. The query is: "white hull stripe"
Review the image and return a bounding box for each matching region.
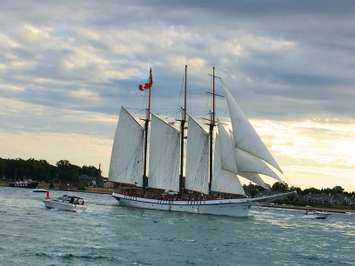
[111,191,294,206]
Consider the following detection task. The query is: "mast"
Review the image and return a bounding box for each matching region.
[208,66,216,193]
[143,68,152,190]
[179,65,187,194]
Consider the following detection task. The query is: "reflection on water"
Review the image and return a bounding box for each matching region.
[0,187,354,266]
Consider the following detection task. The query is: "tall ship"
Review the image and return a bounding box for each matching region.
[109,66,293,217]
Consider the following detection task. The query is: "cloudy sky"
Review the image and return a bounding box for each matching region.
[0,1,354,191]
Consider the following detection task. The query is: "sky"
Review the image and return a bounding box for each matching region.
[0,1,354,191]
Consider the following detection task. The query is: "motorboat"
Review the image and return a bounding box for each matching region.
[303,210,329,219]
[43,193,86,212]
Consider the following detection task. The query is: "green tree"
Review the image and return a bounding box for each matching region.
[243,183,266,197]
[56,160,80,185]
[271,182,289,192]
[332,186,344,194]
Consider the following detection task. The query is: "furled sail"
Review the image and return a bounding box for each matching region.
[109,107,144,186]
[212,131,245,196]
[185,115,209,194]
[148,114,180,192]
[222,86,283,174]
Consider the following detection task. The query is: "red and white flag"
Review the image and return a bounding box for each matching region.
[138,69,153,91]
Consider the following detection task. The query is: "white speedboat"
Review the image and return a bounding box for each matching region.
[43,194,86,212]
[303,211,329,219]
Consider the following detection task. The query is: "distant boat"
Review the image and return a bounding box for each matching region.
[9,180,38,189]
[43,193,86,212]
[303,211,329,219]
[109,67,293,217]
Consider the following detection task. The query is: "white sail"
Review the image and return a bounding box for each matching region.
[222,86,283,173]
[212,132,245,196]
[185,115,209,194]
[235,148,283,182]
[109,107,144,186]
[219,123,282,183]
[148,114,180,192]
[238,172,269,190]
[217,123,238,174]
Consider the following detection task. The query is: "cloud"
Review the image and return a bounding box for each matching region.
[251,118,355,191]
[0,0,354,190]
[0,97,116,137]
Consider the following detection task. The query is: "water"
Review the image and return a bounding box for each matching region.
[0,187,354,266]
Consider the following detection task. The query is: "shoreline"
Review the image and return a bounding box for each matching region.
[256,203,355,214]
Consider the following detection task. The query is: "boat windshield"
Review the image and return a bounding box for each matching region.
[56,195,84,205]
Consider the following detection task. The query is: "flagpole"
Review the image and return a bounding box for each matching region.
[179,65,187,195]
[142,68,152,190]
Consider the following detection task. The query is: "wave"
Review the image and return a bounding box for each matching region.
[34,252,119,262]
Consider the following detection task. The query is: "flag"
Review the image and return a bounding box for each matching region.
[138,69,153,91]
[143,82,151,89]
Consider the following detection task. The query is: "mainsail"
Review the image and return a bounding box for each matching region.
[148,114,180,192]
[217,123,238,174]
[212,131,245,196]
[109,107,144,186]
[185,115,209,194]
[222,86,283,174]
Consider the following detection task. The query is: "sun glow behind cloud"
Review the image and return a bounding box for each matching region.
[251,119,355,191]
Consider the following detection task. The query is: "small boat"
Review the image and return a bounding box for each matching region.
[9,180,38,188]
[33,188,48,193]
[303,211,329,219]
[43,192,86,212]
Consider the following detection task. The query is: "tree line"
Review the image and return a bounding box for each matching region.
[243,182,355,209]
[243,182,351,196]
[0,157,101,185]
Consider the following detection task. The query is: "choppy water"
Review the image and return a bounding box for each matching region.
[0,187,354,266]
